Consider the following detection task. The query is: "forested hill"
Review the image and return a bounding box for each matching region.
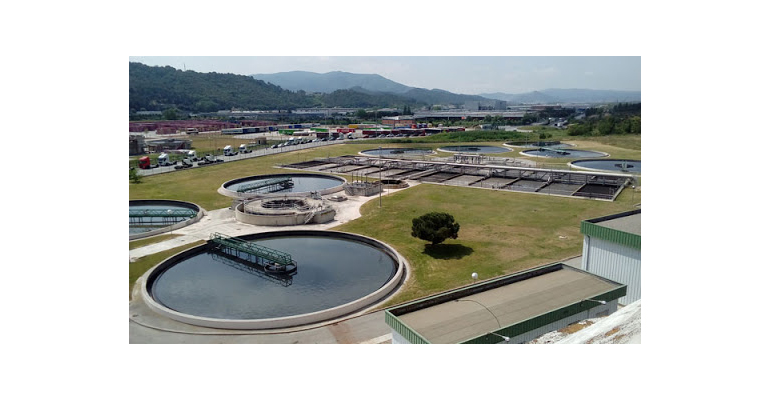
[129,62,317,112]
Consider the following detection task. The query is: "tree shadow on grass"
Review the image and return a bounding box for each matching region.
[422,243,474,260]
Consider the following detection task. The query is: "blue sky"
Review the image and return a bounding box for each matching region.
[129,56,640,95]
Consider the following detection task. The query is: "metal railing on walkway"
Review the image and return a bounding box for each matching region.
[209,232,294,268]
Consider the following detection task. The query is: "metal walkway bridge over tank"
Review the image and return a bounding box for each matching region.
[209,232,297,274]
[129,209,198,224]
[236,177,294,194]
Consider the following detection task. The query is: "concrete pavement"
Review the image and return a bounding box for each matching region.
[130,280,393,344]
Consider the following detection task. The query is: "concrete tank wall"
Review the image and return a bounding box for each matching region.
[234,203,335,226]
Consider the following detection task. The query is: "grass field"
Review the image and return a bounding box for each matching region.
[332,182,640,307]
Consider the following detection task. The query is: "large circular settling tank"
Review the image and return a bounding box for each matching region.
[521,148,608,158]
[129,200,200,237]
[437,145,510,154]
[144,231,403,328]
[360,148,433,157]
[505,141,574,149]
[219,173,345,199]
[571,159,642,173]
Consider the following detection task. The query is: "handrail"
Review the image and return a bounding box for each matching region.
[129,209,198,218]
[209,232,294,266]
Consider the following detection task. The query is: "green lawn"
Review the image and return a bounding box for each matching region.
[332,183,640,307]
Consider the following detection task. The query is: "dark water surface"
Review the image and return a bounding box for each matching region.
[361,148,433,156]
[438,145,510,154]
[226,175,343,194]
[150,236,397,319]
[521,149,607,158]
[572,159,642,173]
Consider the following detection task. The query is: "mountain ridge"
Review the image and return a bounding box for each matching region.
[479,88,641,104]
[250,71,413,94]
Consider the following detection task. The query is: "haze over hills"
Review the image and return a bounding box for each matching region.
[129,63,641,113]
[252,71,640,105]
[251,71,489,105]
[250,71,414,94]
[480,89,641,104]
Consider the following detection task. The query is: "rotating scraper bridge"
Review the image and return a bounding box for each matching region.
[209,232,297,274]
[129,208,199,224]
[235,177,294,194]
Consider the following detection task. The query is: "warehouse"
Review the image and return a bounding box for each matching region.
[385,263,626,344]
[145,138,192,152]
[580,209,641,305]
[129,134,145,155]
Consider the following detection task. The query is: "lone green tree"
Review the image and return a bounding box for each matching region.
[411,212,460,245]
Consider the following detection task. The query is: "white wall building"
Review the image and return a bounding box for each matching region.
[580,209,641,305]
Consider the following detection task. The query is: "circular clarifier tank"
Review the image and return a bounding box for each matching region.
[142,231,406,329]
[570,159,642,173]
[520,148,609,158]
[360,148,434,157]
[504,141,574,149]
[218,173,346,199]
[129,200,202,240]
[437,145,510,154]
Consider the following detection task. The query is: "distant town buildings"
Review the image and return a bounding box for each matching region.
[381,115,416,126]
[464,100,507,111]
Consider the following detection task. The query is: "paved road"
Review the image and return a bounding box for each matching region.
[136,139,347,176]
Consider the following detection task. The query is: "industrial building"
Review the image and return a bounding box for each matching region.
[381,116,415,126]
[464,100,507,111]
[145,138,192,153]
[580,209,641,305]
[129,135,146,155]
[385,263,626,344]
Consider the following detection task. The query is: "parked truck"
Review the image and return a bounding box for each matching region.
[239,144,252,154]
[175,157,194,169]
[205,153,223,163]
[187,150,200,161]
[157,152,175,167]
[137,156,158,169]
[223,145,237,156]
